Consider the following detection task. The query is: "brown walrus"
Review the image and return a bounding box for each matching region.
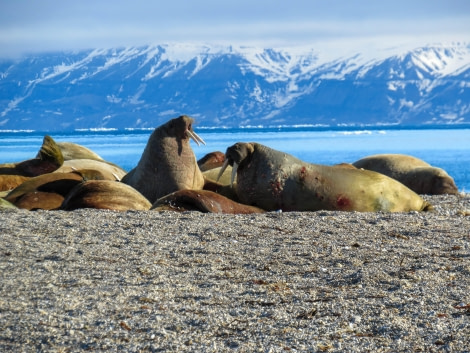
[352,154,459,195]
[61,180,152,211]
[0,135,64,178]
[4,170,106,210]
[0,175,31,192]
[151,189,265,214]
[197,151,225,171]
[218,142,432,212]
[122,115,206,203]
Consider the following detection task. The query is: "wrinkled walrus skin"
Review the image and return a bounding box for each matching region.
[221,142,432,212]
[122,115,205,204]
[352,154,459,195]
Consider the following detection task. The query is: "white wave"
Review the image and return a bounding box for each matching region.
[0,129,35,133]
[338,130,373,135]
[75,128,118,132]
[124,127,154,131]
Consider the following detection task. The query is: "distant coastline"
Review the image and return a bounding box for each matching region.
[1,123,470,135]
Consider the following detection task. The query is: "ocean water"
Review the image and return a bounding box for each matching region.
[1,127,469,192]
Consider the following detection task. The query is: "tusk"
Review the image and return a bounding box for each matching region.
[230,162,238,187]
[187,129,206,146]
[186,130,199,146]
[217,159,230,182]
[194,131,206,145]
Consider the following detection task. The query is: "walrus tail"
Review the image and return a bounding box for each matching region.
[422,202,434,212]
[37,135,64,167]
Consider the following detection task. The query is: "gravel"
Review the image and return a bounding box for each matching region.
[1,194,469,352]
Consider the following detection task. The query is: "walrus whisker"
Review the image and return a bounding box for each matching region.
[217,159,230,182]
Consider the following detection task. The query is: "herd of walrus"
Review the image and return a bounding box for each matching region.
[0,115,460,213]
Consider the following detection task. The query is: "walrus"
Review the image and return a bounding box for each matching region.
[0,175,31,192]
[61,180,152,211]
[218,142,432,212]
[203,165,233,186]
[0,198,16,210]
[12,191,66,211]
[151,189,265,214]
[0,135,64,177]
[122,115,206,203]
[201,165,239,201]
[197,151,225,171]
[352,154,459,195]
[55,141,106,162]
[54,159,127,181]
[4,170,106,210]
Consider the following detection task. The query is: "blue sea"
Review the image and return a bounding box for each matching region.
[1,126,469,192]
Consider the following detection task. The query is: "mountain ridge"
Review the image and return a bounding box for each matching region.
[1,42,469,131]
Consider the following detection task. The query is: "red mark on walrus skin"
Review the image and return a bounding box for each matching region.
[336,195,351,208]
[299,166,307,180]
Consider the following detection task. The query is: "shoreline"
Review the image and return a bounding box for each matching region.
[1,194,469,352]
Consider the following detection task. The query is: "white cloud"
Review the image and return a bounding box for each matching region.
[0,0,469,57]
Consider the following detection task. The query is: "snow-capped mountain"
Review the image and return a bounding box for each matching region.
[0,43,469,131]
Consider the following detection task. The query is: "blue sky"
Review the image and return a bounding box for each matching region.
[0,0,469,57]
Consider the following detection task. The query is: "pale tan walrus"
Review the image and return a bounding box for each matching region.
[218,142,432,212]
[122,115,205,203]
[352,154,458,195]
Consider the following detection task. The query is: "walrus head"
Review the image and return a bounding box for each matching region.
[165,115,205,146]
[409,167,459,195]
[218,142,255,186]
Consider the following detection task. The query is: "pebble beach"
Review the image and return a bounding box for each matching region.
[1,194,469,352]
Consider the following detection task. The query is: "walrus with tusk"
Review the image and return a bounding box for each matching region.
[218,142,432,212]
[122,115,206,204]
